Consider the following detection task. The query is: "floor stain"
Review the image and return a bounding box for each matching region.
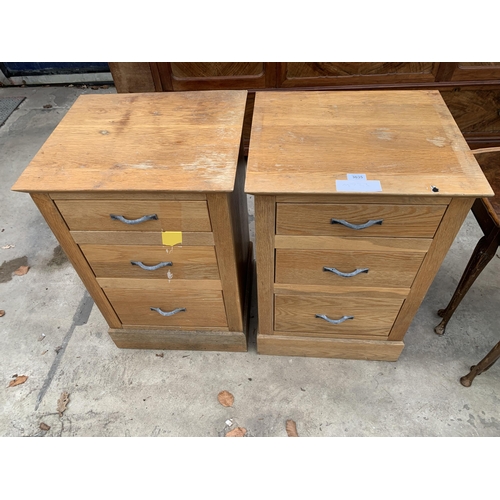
[478,415,500,428]
[0,256,28,283]
[47,245,68,267]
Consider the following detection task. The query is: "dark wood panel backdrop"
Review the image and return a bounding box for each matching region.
[109,62,500,151]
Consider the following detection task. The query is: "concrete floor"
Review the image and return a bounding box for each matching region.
[1,85,499,437]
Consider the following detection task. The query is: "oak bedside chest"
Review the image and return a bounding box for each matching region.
[245,90,493,361]
[12,90,250,352]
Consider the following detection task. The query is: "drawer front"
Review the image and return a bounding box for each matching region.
[274,293,405,336]
[276,203,446,238]
[275,249,424,288]
[105,288,227,327]
[56,200,211,232]
[81,244,219,280]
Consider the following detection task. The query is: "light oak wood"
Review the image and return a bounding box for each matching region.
[120,324,229,332]
[104,288,227,328]
[274,293,405,336]
[276,203,446,238]
[254,196,275,335]
[71,231,215,246]
[258,335,404,361]
[471,146,500,155]
[55,200,211,232]
[274,284,410,296]
[109,328,246,352]
[272,330,387,341]
[275,249,425,288]
[248,90,492,360]
[108,62,156,93]
[388,197,475,340]
[274,235,431,252]
[97,278,222,291]
[14,91,249,353]
[207,192,244,332]
[50,192,206,200]
[12,91,248,194]
[81,244,219,280]
[228,150,251,330]
[245,90,493,198]
[276,194,451,205]
[30,193,121,328]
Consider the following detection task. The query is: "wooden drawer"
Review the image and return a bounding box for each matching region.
[274,293,405,337]
[105,287,228,328]
[275,249,425,288]
[276,203,446,238]
[80,244,219,280]
[55,200,211,232]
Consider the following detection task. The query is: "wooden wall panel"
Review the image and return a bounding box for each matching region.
[277,62,439,87]
[108,62,500,149]
[108,62,156,93]
[441,89,500,133]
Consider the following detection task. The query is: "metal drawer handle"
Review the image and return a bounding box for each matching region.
[131,261,172,271]
[110,214,158,225]
[316,314,354,325]
[323,267,369,278]
[331,219,383,230]
[150,307,186,317]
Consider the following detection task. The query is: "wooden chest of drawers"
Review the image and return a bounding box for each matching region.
[245,90,493,361]
[12,91,250,352]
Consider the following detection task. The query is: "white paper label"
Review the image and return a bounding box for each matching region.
[336,173,382,193]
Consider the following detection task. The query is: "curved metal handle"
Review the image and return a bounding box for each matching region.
[131,261,173,271]
[316,314,354,325]
[331,219,382,230]
[323,267,369,278]
[110,214,158,225]
[150,307,186,317]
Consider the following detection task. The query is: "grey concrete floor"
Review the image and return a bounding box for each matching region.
[1,85,499,437]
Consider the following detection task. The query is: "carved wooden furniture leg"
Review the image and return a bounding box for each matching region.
[434,228,500,335]
[460,340,500,386]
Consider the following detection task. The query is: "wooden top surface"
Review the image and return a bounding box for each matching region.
[245,90,494,197]
[12,91,247,193]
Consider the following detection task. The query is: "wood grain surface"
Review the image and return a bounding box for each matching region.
[473,149,500,218]
[105,288,227,328]
[56,200,211,232]
[245,90,493,197]
[81,244,219,280]
[30,193,122,328]
[276,203,445,238]
[275,194,451,205]
[207,192,244,332]
[12,91,247,193]
[97,278,221,291]
[108,63,156,93]
[274,235,431,252]
[258,335,404,361]
[441,90,500,133]
[109,328,246,352]
[275,249,424,288]
[254,196,275,335]
[274,293,405,336]
[273,284,410,296]
[388,197,475,340]
[71,231,215,246]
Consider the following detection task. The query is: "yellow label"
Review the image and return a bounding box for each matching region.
[162,231,182,246]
